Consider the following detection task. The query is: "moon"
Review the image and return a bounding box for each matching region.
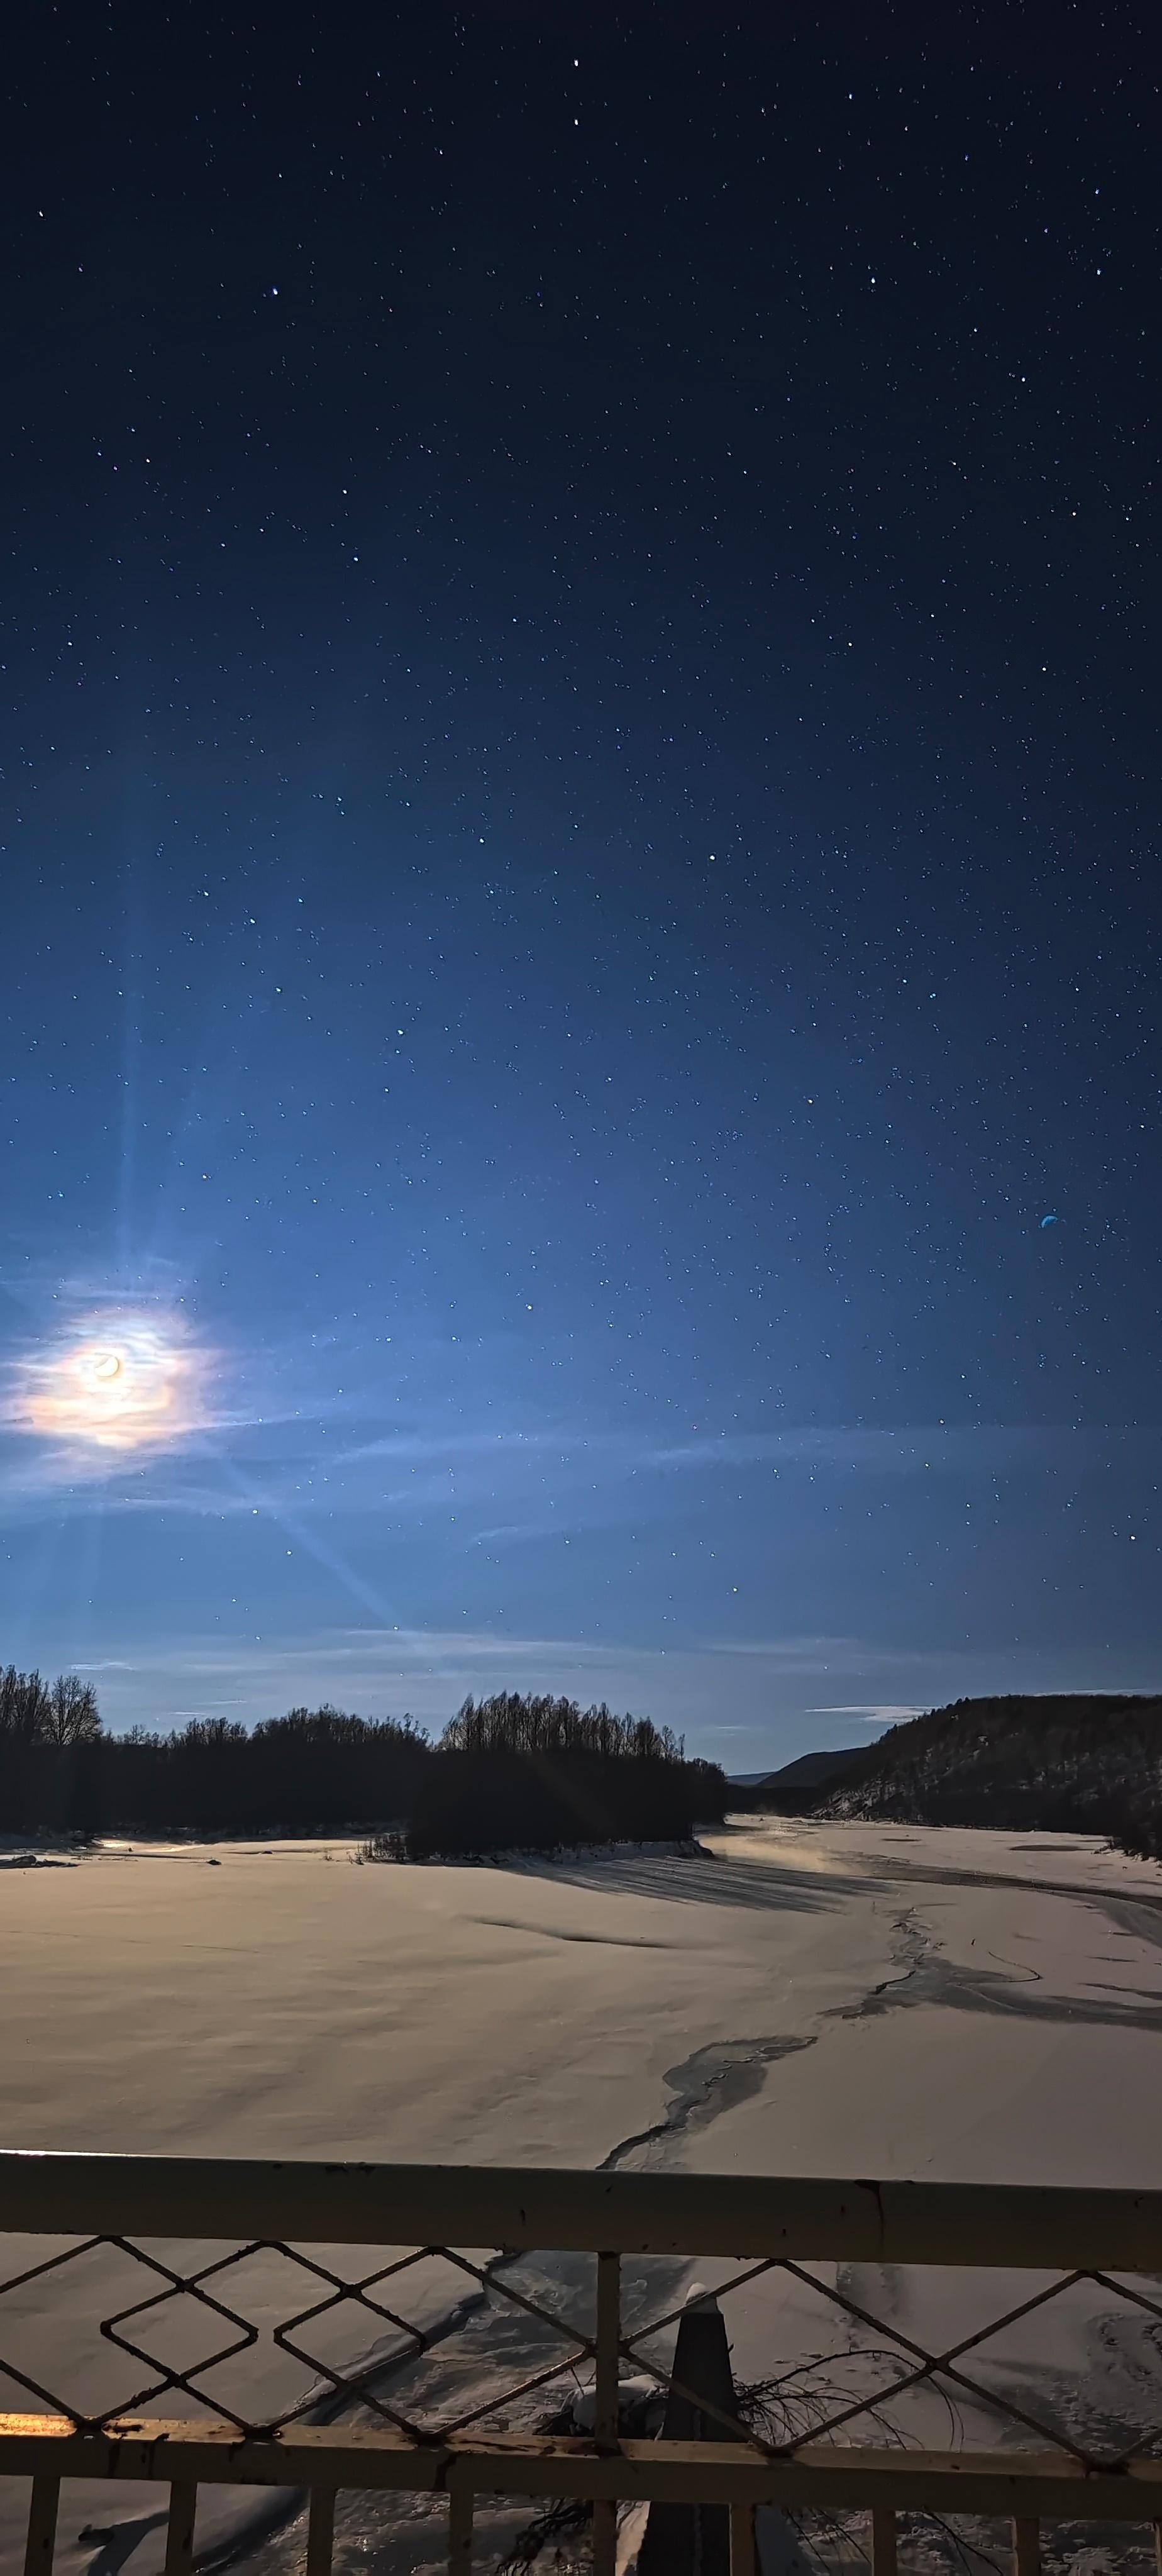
[11,1310,211,1455]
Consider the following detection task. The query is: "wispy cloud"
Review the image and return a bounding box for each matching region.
[4,1280,1158,1530]
[646,1425,1146,1472]
[337,1429,563,1467]
[63,1621,921,1738]
[710,1638,922,1670]
[802,1703,926,1723]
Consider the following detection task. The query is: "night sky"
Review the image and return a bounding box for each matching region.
[3,5,1158,1765]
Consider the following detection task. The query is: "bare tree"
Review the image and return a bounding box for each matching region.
[441,1691,684,1762]
[41,1674,102,1747]
[0,1665,52,1743]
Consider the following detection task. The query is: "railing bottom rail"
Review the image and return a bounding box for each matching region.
[3,2418,1162,2519]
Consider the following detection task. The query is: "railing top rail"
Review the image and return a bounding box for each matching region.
[3,2153,1162,2267]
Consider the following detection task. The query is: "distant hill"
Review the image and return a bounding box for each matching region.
[734,1745,869,1807]
[731,1741,870,1803]
[768,1745,870,1789]
[744,1694,1162,1858]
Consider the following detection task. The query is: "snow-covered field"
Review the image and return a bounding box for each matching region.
[3,1816,1162,2576]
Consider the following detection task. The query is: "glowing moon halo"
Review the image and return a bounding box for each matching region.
[10,1311,211,1456]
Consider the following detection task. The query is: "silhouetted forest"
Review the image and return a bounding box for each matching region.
[749,1692,1162,1859]
[413,1692,724,1857]
[442,1691,683,1764]
[0,1674,727,1853]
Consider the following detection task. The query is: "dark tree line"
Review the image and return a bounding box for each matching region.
[443,1692,684,1763]
[0,1675,728,1853]
[0,1689,429,1838]
[410,1694,726,1857]
[406,1746,722,1858]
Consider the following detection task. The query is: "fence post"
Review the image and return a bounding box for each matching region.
[592,2251,621,2576]
[872,2507,897,2576]
[163,2485,197,2576]
[23,2477,59,2576]
[1014,2520,1041,2576]
[448,2480,473,2576]
[306,2487,336,2576]
[729,2503,757,2576]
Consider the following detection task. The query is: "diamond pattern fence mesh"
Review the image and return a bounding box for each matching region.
[3,2161,1162,2576]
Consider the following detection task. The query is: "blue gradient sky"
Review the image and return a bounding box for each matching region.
[3,7,1158,1764]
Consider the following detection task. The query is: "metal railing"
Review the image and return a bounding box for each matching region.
[4,2154,1162,2576]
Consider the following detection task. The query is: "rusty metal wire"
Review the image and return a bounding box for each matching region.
[2,2228,1161,2477]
